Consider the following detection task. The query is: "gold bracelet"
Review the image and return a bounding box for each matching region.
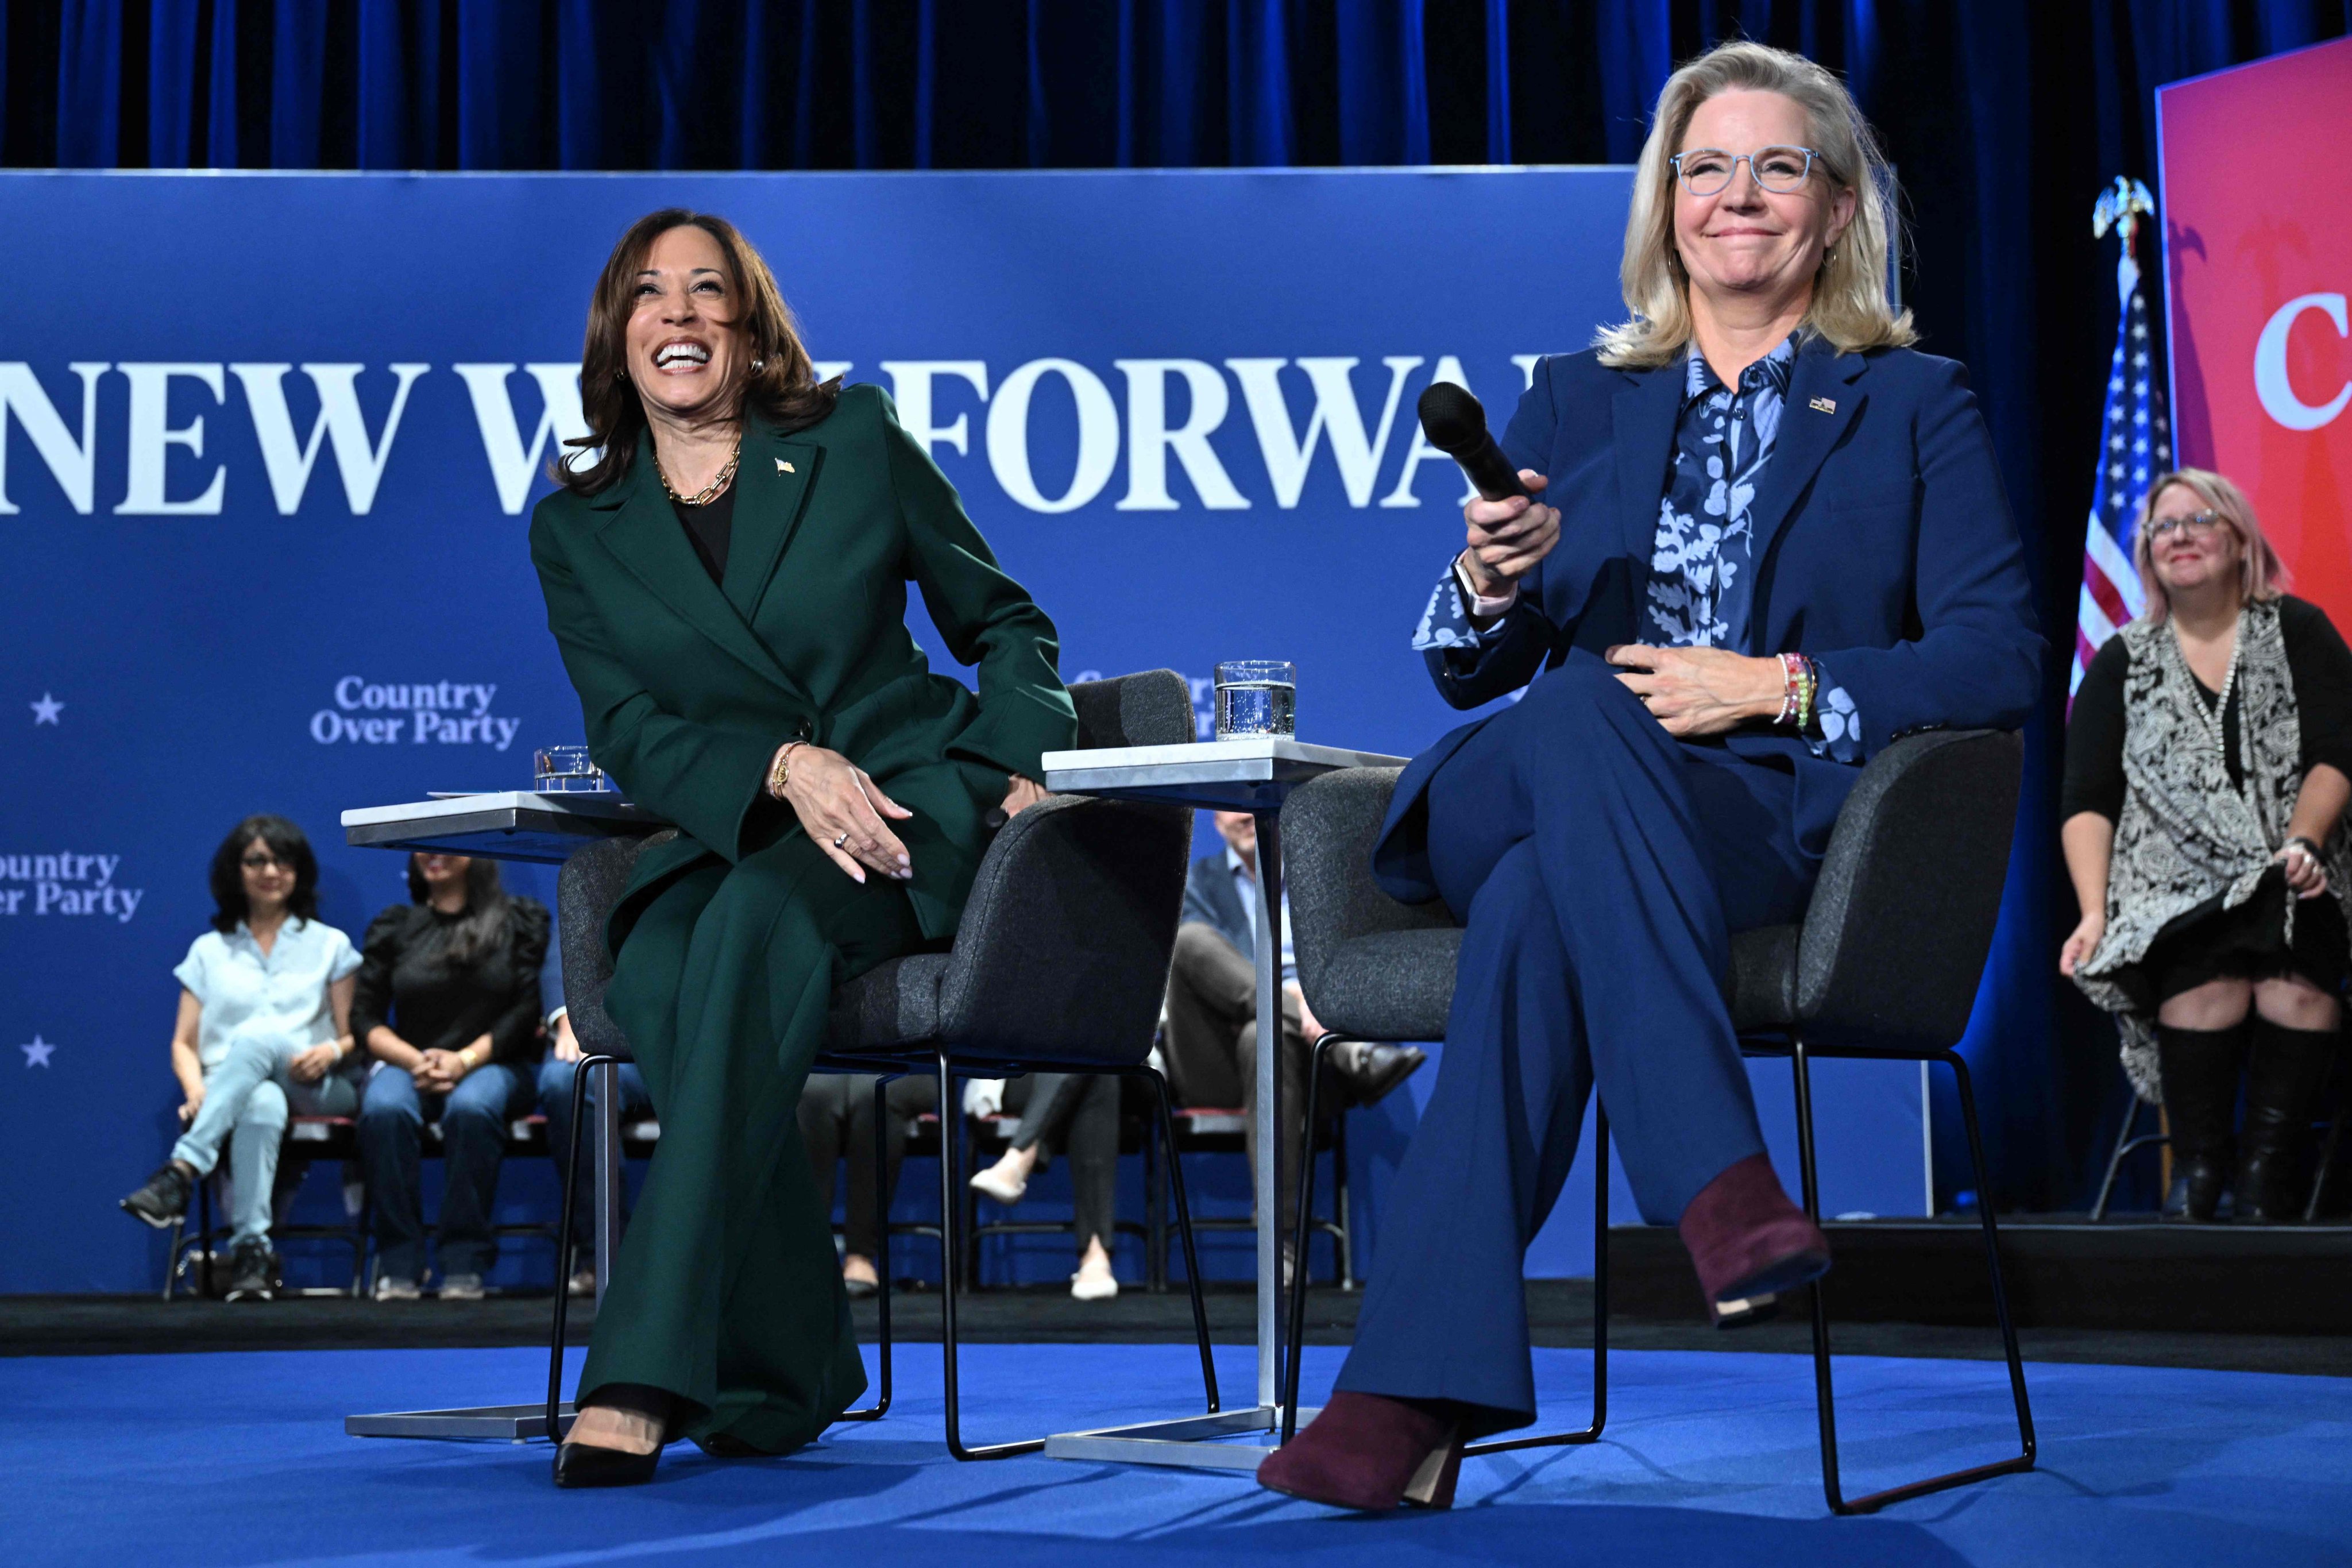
[768,740,808,800]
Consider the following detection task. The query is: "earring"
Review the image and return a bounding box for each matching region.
[751,357,766,371]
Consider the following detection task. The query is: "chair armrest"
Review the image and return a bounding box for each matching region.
[1069,669,1194,749]
[1795,729,2023,1047]
[1281,767,1457,1017]
[936,794,1191,1064]
[555,829,673,1059]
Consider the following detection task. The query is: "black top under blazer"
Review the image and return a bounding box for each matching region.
[1377,338,2046,901]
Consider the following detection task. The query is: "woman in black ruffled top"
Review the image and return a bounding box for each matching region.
[2063,468,2352,1223]
[353,853,549,1296]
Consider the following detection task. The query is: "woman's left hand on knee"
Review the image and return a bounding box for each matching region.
[1605,644,1785,737]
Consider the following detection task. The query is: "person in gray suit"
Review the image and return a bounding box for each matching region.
[1160,812,1424,1268]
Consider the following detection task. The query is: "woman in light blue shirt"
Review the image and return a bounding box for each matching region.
[119,816,362,1301]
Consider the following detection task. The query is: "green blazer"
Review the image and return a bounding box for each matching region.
[530,384,1077,944]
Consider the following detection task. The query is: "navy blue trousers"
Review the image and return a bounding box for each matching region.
[1335,658,1820,1427]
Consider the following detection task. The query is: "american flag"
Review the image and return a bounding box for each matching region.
[2071,179,2173,696]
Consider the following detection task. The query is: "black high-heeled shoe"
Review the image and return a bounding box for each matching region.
[552,1439,661,1488]
[553,1385,673,1488]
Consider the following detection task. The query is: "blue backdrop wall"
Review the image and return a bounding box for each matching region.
[11,0,2346,1226]
[0,167,1929,1293]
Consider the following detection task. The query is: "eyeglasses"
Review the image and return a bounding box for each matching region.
[1670,146,1819,196]
[241,853,291,871]
[2145,509,2230,542]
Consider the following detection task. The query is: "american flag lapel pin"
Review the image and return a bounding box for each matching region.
[1809,396,1837,414]
[778,459,794,472]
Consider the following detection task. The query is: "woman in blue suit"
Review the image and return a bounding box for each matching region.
[1261,41,2044,1512]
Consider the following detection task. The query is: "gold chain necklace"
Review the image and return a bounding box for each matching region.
[653,435,741,507]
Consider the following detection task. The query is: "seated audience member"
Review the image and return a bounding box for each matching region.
[119,816,364,1302]
[799,1074,940,1296]
[355,853,550,1299]
[1158,812,1425,1264]
[2065,469,2352,1223]
[538,1005,653,1296]
[969,1074,1128,1299]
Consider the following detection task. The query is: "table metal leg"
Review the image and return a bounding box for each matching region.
[1253,808,1283,1412]
[1040,809,1306,1472]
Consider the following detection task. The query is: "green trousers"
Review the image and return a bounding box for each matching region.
[580,832,928,1453]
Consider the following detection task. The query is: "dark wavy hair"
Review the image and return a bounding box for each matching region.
[557,208,839,496]
[208,816,319,934]
[405,855,516,968]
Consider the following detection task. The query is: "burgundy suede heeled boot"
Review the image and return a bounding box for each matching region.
[1256,1392,1465,1512]
[1678,1153,1832,1326]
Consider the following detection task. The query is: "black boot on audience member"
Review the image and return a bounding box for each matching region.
[2155,1023,2245,1222]
[2233,1018,2338,1224]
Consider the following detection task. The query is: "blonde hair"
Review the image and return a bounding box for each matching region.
[2132,468,2287,621]
[1597,41,1915,368]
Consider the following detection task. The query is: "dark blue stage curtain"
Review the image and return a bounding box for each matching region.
[7,0,2349,1208]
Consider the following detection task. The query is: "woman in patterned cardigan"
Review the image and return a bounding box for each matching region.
[2064,468,2352,1223]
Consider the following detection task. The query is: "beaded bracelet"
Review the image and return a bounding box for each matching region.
[1776,652,1817,728]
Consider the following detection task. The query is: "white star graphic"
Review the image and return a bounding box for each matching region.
[21,1036,55,1068]
[30,693,63,725]
[2133,353,2148,368]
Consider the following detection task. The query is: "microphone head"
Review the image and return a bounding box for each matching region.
[1416,381,1490,456]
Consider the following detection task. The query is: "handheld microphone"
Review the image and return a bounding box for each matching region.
[1416,383,1528,502]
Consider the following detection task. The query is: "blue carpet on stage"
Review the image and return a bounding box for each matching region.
[3,1342,2345,1566]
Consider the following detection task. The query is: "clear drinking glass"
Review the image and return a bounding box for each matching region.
[533,744,611,793]
[1214,661,1297,739]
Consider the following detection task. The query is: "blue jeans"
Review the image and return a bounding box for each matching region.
[172,1033,360,1245]
[536,1056,652,1257]
[358,1061,527,1282]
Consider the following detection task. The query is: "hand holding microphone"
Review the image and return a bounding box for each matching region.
[1417,383,1560,599]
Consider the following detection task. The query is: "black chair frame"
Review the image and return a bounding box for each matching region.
[167,1126,371,1300]
[547,1057,913,1439]
[1281,1036,1606,1453]
[1275,730,2038,1515]
[1162,1100,1357,1292]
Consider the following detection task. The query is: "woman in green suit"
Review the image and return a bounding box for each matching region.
[531,210,1074,1486]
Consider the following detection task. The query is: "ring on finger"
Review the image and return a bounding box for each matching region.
[833,832,849,849]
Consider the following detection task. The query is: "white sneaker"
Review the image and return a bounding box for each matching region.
[372,1275,421,1302]
[969,1160,1028,1206]
[1070,1261,1119,1301]
[438,1273,485,1302]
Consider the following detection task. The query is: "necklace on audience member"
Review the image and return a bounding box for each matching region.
[654,434,741,507]
[2176,617,2243,785]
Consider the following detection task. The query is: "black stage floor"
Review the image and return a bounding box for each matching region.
[7,1284,2347,1378]
[16,1215,2345,1376]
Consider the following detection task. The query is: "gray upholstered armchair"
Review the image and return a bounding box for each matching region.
[547,670,1218,1461]
[1276,728,2037,1516]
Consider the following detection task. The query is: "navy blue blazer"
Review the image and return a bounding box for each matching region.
[1181,850,1253,957]
[1374,339,2045,903]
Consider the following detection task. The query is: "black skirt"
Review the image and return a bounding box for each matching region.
[2113,864,2351,1011]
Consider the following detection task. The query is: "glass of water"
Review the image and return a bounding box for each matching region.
[534,745,611,793]
[1214,661,1297,740]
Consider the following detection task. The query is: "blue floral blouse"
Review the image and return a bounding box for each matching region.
[1412,338,1861,760]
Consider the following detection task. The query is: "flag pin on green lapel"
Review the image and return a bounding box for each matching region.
[778,459,794,472]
